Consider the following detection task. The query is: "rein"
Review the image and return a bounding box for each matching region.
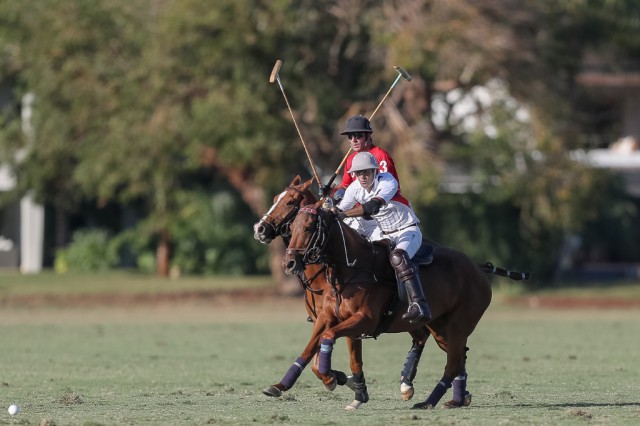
[297,265,326,321]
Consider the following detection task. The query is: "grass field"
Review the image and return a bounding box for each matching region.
[1,272,639,425]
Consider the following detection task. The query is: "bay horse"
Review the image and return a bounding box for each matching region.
[275,201,528,409]
[254,176,431,409]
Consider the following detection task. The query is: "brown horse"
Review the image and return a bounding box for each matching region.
[254,176,431,409]
[275,201,523,409]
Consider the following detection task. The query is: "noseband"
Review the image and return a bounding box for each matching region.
[285,207,330,265]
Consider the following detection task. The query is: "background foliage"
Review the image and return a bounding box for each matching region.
[1,0,640,285]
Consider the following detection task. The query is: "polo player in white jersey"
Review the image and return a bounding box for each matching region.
[335,152,431,323]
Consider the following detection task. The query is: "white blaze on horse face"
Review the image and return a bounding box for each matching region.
[260,190,288,222]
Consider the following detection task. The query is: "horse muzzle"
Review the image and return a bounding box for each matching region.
[283,251,305,275]
[253,221,275,244]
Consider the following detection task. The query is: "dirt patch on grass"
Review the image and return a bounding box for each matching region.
[3,285,640,310]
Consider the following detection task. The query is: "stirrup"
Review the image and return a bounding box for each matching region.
[402,303,428,323]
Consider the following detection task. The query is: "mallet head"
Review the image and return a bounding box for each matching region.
[270,59,283,83]
[393,66,412,82]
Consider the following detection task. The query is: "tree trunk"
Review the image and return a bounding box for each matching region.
[156,230,170,277]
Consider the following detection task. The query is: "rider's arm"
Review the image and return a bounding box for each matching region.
[371,173,398,203]
[338,197,384,218]
[336,183,357,212]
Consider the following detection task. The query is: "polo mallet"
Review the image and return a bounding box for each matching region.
[322,66,412,195]
[270,59,322,192]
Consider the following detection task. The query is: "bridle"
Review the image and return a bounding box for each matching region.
[285,206,331,265]
[258,185,309,240]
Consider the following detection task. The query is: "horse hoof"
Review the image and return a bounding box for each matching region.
[400,382,414,401]
[262,385,282,397]
[443,392,472,408]
[323,379,337,392]
[345,400,363,411]
[411,401,435,410]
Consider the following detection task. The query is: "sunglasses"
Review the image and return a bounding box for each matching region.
[347,132,366,140]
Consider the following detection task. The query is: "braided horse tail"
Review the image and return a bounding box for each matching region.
[479,262,531,281]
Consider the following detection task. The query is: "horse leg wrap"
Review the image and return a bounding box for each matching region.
[332,370,348,386]
[400,341,424,385]
[318,338,334,375]
[424,377,453,407]
[280,357,308,390]
[346,372,369,403]
[452,373,468,404]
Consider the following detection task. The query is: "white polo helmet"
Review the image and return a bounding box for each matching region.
[347,152,379,174]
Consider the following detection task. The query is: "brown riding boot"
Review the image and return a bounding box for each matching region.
[390,249,432,323]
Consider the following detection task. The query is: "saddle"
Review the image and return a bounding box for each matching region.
[412,243,434,266]
[372,239,434,266]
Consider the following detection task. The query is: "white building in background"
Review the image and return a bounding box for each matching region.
[0,92,44,273]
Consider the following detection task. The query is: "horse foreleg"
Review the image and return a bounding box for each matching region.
[341,335,369,410]
[346,337,363,375]
[263,319,326,398]
[315,314,373,409]
[317,312,369,378]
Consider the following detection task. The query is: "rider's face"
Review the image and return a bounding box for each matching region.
[347,133,371,152]
[355,169,376,191]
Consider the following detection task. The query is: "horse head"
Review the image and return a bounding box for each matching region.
[282,201,332,275]
[253,175,316,244]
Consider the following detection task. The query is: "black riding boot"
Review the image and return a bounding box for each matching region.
[390,249,432,323]
[402,276,431,323]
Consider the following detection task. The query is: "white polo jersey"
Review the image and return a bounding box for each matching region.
[337,172,420,234]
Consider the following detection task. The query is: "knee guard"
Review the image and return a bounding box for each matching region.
[390,249,416,281]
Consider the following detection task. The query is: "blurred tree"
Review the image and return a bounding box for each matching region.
[1,0,639,285]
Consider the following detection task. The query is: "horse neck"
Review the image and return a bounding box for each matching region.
[324,218,378,282]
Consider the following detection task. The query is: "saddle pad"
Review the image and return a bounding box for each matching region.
[412,243,434,265]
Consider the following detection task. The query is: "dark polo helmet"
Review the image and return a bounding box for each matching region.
[340,115,373,135]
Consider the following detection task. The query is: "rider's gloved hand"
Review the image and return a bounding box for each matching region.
[322,197,334,210]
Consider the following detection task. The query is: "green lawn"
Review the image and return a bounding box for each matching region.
[0,274,639,425]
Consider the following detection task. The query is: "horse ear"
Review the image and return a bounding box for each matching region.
[291,175,302,185]
[314,200,323,209]
[301,178,313,190]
